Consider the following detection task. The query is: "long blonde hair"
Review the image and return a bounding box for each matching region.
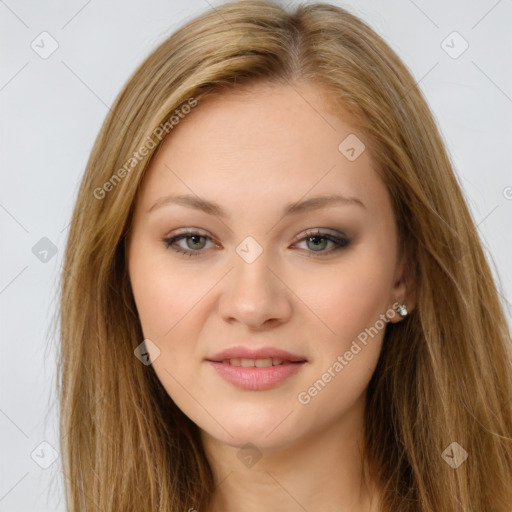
[59,1,512,510]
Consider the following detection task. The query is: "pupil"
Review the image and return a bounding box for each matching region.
[309,236,326,250]
[189,235,203,249]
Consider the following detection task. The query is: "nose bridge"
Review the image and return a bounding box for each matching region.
[218,236,292,328]
[234,242,272,295]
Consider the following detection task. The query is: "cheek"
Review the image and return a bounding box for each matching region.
[128,248,207,396]
[129,243,205,339]
[295,251,393,345]
[293,257,390,423]
[294,248,393,416]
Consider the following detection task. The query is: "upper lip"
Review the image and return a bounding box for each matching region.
[207,346,307,362]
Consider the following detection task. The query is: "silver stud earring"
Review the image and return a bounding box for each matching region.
[396,304,408,317]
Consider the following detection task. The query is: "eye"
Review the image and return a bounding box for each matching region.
[293,229,350,256]
[162,228,350,258]
[163,230,218,258]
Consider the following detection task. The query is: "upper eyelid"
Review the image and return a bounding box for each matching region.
[165,227,347,240]
[165,229,346,241]
[292,228,348,241]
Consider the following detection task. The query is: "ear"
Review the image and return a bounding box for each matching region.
[386,246,416,324]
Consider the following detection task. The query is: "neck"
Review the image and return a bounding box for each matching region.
[200,395,381,512]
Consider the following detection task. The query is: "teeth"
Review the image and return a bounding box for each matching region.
[255,358,273,367]
[222,358,285,367]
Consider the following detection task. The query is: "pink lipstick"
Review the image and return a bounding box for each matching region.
[206,346,307,391]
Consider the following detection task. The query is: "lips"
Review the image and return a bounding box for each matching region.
[207,346,307,363]
[206,346,307,391]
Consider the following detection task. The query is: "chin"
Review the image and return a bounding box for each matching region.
[199,413,305,452]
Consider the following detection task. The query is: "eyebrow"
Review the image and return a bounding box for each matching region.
[147,193,365,218]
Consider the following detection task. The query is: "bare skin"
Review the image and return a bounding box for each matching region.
[127,81,414,512]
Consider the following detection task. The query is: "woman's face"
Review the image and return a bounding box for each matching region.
[127,82,409,450]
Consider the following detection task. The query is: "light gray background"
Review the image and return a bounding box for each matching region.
[1,0,511,510]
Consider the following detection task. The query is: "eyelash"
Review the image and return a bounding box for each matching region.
[162,229,350,258]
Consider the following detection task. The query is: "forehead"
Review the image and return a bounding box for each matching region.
[137,82,390,219]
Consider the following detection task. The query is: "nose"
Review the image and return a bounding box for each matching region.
[217,246,293,330]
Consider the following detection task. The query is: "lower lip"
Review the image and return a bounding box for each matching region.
[207,361,305,390]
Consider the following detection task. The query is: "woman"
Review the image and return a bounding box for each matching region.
[59,1,512,510]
